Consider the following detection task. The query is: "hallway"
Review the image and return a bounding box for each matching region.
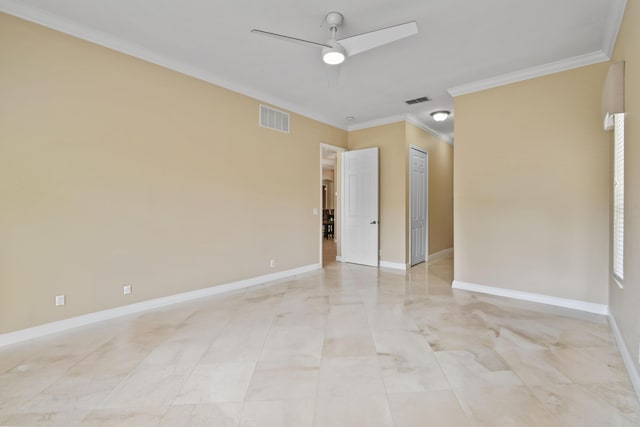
[322,238,337,268]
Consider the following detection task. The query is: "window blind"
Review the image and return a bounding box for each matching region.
[613,113,625,280]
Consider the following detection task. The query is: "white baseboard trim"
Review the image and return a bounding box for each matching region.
[379,261,408,271]
[608,314,640,401]
[0,263,321,348]
[335,256,343,262]
[451,280,609,315]
[428,247,453,261]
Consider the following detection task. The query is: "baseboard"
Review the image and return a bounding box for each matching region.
[608,314,640,401]
[0,263,321,348]
[379,261,408,271]
[428,247,453,261]
[451,280,609,315]
[335,258,407,270]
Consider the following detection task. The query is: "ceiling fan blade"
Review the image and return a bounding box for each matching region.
[251,29,331,49]
[325,63,341,88]
[338,21,418,57]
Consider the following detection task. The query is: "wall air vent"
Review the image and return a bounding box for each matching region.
[405,96,431,105]
[259,104,290,133]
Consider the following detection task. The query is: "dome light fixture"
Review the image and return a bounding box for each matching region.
[431,110,451,122]
[322,43,346,65]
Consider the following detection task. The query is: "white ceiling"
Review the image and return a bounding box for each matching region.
[0,0,627,143]
[322,148,337,171]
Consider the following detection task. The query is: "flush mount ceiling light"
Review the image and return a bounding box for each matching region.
[431,110,450,122]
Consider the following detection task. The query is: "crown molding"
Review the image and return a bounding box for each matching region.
[347,115,406,132]
[602,0,627,57]
[347,114,453,144]
[405,114,453,144]
[0,0,347,131]
[448,50,609,97]
[3,0,624,134]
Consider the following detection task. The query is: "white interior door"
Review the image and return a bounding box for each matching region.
[410,147,428,266]
[342,147,379,267]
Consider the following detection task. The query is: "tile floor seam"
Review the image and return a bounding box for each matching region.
[157,317,231,423]
[238,308,277,425]
[432,354,477,425]
[309,290,330,427]
[361,290,397,427]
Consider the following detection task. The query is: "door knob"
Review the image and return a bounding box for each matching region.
[370,220,377,224]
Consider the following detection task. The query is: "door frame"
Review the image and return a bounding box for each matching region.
[319,143,345,267]
[409,145,429,266]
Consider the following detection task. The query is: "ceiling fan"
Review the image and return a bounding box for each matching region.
[251,12,418,66]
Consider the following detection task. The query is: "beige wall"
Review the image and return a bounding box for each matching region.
[0,13,347,333]
[405,122,454,255]
[348,122,407,264]
[610,1,640,378]
[454,62,610,304]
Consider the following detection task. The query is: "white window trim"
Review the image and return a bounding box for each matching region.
[612,113,625,286]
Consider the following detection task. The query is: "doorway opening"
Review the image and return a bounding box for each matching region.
[320,144,344,267]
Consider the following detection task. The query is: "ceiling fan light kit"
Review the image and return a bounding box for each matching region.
[322,42,346,65]
[251,11,418,67]
[431,111,450,122]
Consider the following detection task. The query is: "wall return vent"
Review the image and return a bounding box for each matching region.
[259,104,290,133]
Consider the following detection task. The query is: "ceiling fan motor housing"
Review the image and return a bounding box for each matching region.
[325,12,344,29]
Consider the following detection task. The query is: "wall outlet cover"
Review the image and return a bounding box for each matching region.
[55,295,65,306]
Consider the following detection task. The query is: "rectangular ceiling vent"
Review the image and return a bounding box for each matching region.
[405,96,431,105]
[259,104,290,133]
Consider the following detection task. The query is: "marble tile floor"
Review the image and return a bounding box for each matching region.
[1,254,639,426]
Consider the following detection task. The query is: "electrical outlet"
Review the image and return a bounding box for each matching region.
[270,259,275,268]
[123,284,132,295]
[55,295,65,306]
[313,208,319,216]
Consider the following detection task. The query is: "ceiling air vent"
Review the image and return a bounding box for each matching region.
[405,96,431,105]
[259,104,290,133]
